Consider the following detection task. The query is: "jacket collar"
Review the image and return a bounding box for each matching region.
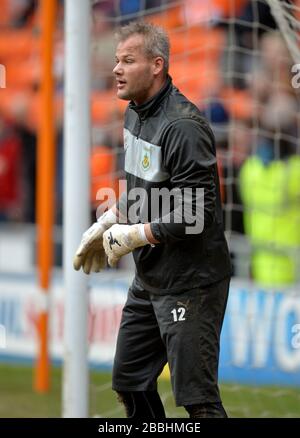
[129,75,172,120]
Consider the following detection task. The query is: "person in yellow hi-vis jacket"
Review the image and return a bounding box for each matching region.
[240,148,300,286]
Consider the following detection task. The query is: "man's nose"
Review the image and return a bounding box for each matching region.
[113,63,122,75]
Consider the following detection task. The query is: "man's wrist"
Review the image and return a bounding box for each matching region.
[144,223,160,245]
[131,224,158,247]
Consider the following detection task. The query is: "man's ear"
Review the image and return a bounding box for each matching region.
[153,57,164,76]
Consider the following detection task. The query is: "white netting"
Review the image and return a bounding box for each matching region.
[266,0,300,63]
[86,0,300,418]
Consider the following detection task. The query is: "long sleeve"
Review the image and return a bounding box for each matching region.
[150,118,217,243]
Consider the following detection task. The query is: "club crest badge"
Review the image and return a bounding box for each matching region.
[141,147,151,171]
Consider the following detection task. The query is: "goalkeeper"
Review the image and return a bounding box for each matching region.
[73,21,231,418]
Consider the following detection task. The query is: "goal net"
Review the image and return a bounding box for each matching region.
[82,0,300,417]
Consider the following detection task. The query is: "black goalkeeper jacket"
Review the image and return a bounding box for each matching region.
[119,75,231,293]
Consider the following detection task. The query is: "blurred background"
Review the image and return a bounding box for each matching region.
[0,0,300,418]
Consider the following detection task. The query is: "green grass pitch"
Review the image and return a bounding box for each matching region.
[0,364,299,418]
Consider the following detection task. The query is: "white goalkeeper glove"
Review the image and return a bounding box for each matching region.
[103,223,150,268]
[73,209,117,274]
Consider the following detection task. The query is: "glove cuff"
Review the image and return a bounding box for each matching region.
[134,224,152,245]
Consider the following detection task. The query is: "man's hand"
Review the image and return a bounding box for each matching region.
[103,224,150,268]
[73,222,107,274]
[73,209,117,274]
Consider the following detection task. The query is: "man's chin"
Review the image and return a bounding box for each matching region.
[116,90,131,101]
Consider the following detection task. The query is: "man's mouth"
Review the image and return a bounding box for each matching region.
[116,79,126,89]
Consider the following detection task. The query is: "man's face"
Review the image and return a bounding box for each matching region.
[113,34,156,105]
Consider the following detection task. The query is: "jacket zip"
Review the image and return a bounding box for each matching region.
[136,115,142,139]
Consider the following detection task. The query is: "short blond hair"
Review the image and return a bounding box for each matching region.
[115,21,170,75]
